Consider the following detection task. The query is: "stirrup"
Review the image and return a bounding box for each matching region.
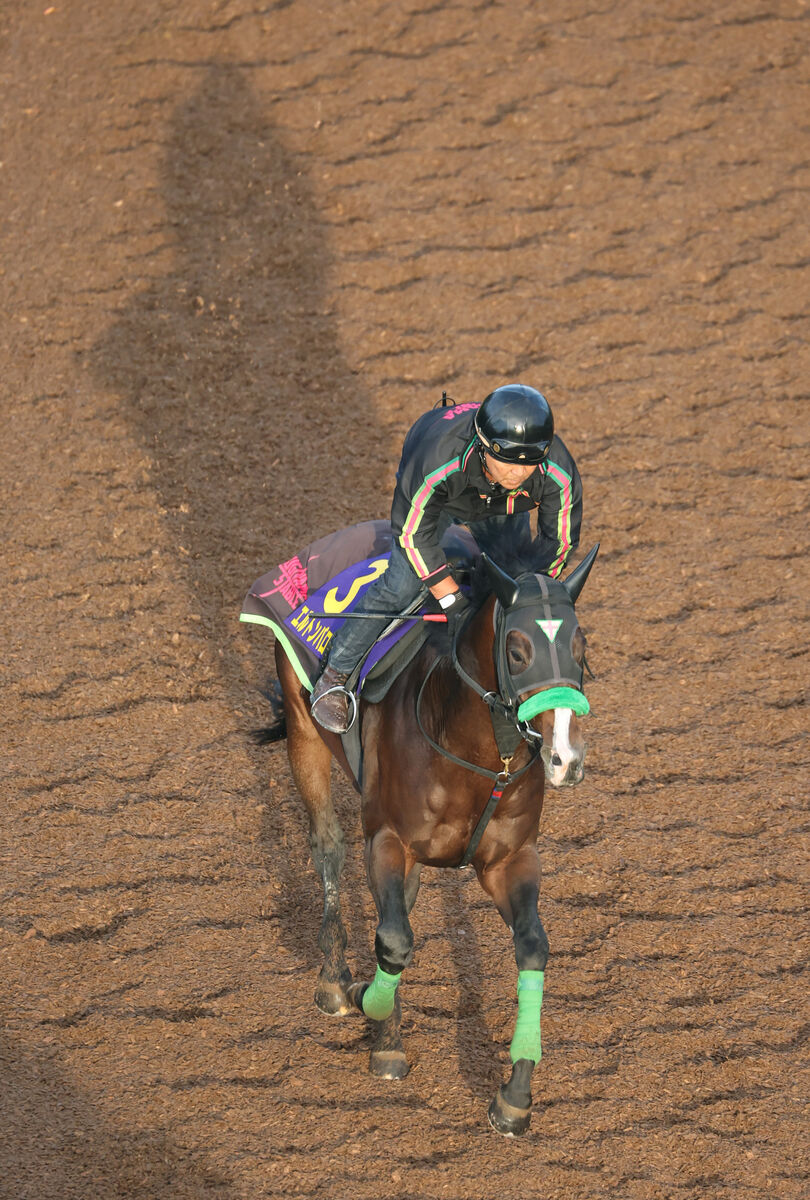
[311,683,358,734]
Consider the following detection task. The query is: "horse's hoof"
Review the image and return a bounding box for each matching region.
[346,982,368,1012]
[369,1049,409,1080]
[314,981,353,1017]
[488,1088,532,1137]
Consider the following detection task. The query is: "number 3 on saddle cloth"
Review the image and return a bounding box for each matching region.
[240,519,478,786]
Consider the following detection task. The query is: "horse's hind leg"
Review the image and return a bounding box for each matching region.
[278,651,352,1016]
[290,723,353,1015]
[368,861,422,1079]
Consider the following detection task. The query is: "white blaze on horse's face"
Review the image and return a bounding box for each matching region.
[539,707,586,787]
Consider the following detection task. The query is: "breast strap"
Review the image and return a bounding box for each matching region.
[414,649,542,868]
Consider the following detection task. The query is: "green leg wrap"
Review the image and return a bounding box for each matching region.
[361,965,402,1021]
[509,969,544,1064]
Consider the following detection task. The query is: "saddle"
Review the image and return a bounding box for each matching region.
[241,519,478,786]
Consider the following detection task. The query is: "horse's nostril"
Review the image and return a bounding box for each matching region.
[551,753,562,766]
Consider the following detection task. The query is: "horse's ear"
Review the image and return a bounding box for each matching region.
[481,554,519,609]
[561,543,600,603]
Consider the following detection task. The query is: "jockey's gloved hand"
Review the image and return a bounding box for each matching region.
[438,588,471,634]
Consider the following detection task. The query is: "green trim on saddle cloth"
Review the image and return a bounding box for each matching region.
[361,965,402,1021]
[509,969,544,1064]
[517,686,589,722]
[239,613,312,692]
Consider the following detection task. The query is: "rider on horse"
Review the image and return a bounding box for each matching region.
[310,383,583,734]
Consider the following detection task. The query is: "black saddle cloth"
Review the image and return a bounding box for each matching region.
[241,519,479,787]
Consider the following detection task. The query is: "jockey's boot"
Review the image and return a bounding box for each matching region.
[310,665,353,734]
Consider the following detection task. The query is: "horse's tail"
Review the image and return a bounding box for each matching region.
[250,721,287,745]
[250,678,287,744]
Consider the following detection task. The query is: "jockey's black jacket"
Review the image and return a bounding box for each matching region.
[391,403,582,587]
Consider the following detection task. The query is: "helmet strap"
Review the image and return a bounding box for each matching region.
[478,443,500,490]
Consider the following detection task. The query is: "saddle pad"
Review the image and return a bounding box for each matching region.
[240,519,478,693]
[242,520,480,789]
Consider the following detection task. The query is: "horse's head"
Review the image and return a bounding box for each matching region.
[485,545,598,788]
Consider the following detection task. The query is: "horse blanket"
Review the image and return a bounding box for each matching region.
[240,520,478,693]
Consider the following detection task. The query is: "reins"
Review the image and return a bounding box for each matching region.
[415,618,543,867]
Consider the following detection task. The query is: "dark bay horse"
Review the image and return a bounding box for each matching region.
[268,542,598,1135]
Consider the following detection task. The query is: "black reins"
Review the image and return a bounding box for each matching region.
[415,616,543,867]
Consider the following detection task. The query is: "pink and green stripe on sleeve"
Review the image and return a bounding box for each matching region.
[399,441,475,578]
[544,459,574,578]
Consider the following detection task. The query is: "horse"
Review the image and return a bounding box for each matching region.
[262,538,598,1135]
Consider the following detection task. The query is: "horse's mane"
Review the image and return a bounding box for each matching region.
[463,524,552,605]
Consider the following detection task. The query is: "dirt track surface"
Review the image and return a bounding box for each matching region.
[1,2,808,1196]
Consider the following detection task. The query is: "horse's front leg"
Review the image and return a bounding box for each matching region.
[349,830,420,1080]
[478,845,548,1136]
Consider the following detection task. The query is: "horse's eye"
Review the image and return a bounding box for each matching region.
[505,630,534,675]
[572,627,586,664]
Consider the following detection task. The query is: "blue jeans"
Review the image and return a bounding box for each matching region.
[326,512,531,675]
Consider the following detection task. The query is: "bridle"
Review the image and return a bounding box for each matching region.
[415,605,540,783]
[415,569,591,866]
[414,616,540,869]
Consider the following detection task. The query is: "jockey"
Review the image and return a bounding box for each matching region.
[310,383,582,734]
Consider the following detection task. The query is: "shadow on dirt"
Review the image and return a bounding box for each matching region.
[437,874,502,1099]
[91,65,379,962]
[0,1034,231,1199]
[91,65,497,1081]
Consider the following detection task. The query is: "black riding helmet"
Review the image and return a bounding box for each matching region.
[475,384,554,464]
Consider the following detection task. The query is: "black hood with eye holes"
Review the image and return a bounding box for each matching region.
[494,572,584,709]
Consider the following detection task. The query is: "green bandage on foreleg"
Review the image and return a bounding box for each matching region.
[361,965,402,1021]
[509,970,544,1064]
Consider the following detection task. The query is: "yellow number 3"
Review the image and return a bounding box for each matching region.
[323,558,389,614]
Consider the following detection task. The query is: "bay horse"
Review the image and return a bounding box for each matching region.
[267,540,598,1135]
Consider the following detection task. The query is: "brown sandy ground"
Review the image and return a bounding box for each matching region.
[0,2,808,1197]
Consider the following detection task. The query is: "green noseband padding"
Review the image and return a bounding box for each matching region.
[517,686,590,722]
